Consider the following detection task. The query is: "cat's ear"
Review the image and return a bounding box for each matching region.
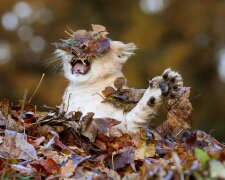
[110,41,137,63]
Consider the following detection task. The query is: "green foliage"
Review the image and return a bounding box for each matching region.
[195,148,210,169]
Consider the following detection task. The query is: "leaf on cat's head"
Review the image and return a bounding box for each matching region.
[53,24,110,61]
[91,24,107,33]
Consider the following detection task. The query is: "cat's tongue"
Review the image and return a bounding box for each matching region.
[73,62,89,74]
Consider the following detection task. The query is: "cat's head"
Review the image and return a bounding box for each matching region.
[53,25,137,85]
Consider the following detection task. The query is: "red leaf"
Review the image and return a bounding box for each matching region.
[42,158,59,175]
[28,136,45,148]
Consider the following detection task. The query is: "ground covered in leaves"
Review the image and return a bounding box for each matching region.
[0,87,224,179]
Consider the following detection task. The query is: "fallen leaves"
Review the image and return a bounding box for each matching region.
[0,130,38,161]
[0,87,224,179]
[60,154,90,178]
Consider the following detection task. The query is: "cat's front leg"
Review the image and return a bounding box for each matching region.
[125,68,183,133]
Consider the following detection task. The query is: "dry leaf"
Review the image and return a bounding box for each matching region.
[41,150,71,164]
[81,112,95,132]
[102,87,117,97]
[134,142,155,160]
[108,149,135,170]
[28,136,45,148]
[11,164,37,175]
[0,130,38,160]
[114,77,125,90]
[210,159,225,178]
[91,24,106,32]
[157,87,192,137]
[42,158,59,175]
[81,113,98,141]
[108,169,121,180]
[60,154,90,178]
[53,24,110,61]
[122,173,140,180]
[102,78,145,112]
[0,111,6,128]
[60,159,75,178]
[0,98,10,118]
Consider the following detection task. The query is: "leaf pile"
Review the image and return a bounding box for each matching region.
[53,24,110,62]
[0,88,224,179]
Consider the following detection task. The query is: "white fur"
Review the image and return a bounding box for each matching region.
[56,40,183,135]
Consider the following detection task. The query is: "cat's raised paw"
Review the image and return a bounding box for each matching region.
[149,68,183,99]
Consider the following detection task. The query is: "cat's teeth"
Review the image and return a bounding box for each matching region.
[81,59,86,65]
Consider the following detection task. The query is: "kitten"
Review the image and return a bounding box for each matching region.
[54,26,183,135]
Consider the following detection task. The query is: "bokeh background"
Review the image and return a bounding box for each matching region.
[0,0,225,140]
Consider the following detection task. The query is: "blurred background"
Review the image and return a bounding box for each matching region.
[0,0,225,140]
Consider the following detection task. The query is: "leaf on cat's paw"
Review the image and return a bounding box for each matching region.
[157,87,192,137]
[114,77,125,90]
[102,87,116,97]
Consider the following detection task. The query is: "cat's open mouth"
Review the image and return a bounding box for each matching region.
[71,59,91,75]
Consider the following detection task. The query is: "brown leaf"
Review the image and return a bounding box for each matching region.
[108,149,135,170]
[157,87,192,137]
[42,158,59,175]
[81,113,98,142]
[109,134,133,150]
[134,142,155,160]
[95,118,121,136]
[28,136,45,148]
[53,25,110,62]
[41,150,71,164]
[6,113,24,131]
[81,112,95,132]
[102,88,145,113]
[108,170,121,180]
[0,98,10,118]
[0,111,6,128]
[25,124,50,138]
[102,87,117,97]
[60,154,90,178]
[94,139,107,150]
[122,173,140,180]
[114,77,125,90]
[0,130,38,160]
[72,30,88,38]
[91,24,106,33]
[60,159,75,178]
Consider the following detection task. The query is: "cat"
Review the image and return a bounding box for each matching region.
[54,26,183,136]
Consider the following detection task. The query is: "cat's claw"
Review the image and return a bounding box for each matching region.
[149,68,183,101]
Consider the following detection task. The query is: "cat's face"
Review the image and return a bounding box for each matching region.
[55,40,137,85]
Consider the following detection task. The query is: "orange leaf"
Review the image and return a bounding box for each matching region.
[42,158,59,175]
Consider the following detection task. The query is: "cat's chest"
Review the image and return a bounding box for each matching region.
[66,92,101,110]
[63,91,124,119]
